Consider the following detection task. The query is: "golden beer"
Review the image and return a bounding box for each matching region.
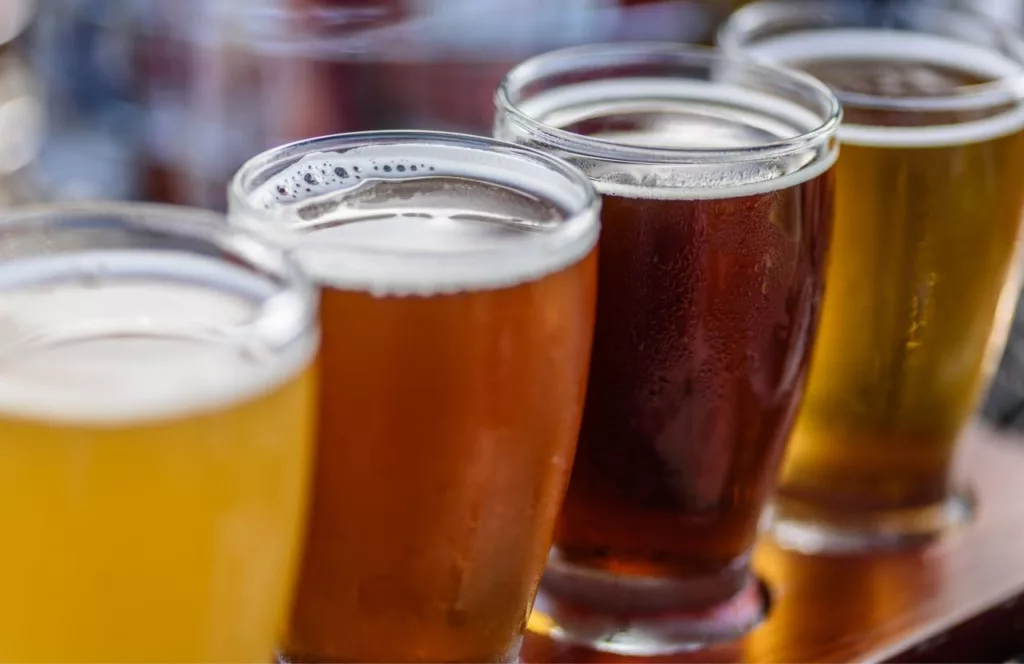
[720,3,1024,550]
[0,204,318,662]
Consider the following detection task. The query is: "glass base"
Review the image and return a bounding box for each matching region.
[767,485,976,554]
[527,554,766,656]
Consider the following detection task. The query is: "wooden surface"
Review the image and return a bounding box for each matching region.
[522,422,1024,663]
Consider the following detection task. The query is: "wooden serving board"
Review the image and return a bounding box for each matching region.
[523,422,1024,663]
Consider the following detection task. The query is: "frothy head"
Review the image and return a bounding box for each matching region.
[494,43,840,200]
[510,78,838,199]
[0,262,315,425]
[717,3,1024,147]
[229,132,601,297]
[0,202,317,425]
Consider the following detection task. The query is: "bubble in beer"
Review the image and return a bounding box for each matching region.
[252,152,447,210]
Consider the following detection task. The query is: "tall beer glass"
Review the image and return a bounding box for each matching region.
[719,1,1024,553]
[0,203,318,662]
[494,44,839,654]
[229,131,600,663]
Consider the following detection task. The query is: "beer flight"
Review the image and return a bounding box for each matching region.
[0,1,1021,662]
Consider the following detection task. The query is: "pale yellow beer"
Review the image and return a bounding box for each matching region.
[0,204,318,662]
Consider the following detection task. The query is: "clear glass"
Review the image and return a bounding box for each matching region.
[0,202,318,662]
[229,130,600,663]
[719,1,1024,554]
[494,42,840,655]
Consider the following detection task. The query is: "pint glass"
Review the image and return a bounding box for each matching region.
[229,131,600,663]
[0,203,318,662]
[719,1,1024,552]
[494,44,839,654]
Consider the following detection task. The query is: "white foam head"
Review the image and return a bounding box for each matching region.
[510,77,838,200]
[742,29,1024,147]
[0,251,315,425]
[231,140,600,297]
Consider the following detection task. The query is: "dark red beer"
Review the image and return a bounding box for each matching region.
[495,43,840,653]
[555,161,834,581]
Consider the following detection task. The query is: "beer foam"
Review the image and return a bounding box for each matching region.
[0,251,315,425]
[237,142,598,296]
[742,29,1024,147]
[590,145,836,200]
[514,78,837,200]
[518,78,827,141]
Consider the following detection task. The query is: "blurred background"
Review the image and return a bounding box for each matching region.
[5,0,1024,426]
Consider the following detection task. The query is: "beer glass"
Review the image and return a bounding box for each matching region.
[0,202,318,662]
[229,131,600,663]
[719,1,1024,553]
[494,43,840,654]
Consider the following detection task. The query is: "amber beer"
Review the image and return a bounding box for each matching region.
[720,2,1024,551]
[229,132,599,663]
[495,44,839,654]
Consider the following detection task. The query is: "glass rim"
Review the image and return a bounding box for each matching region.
[717,1,1024,114]
[0,200,318,349]
[494,41,842,166]
[228,129,601,262]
